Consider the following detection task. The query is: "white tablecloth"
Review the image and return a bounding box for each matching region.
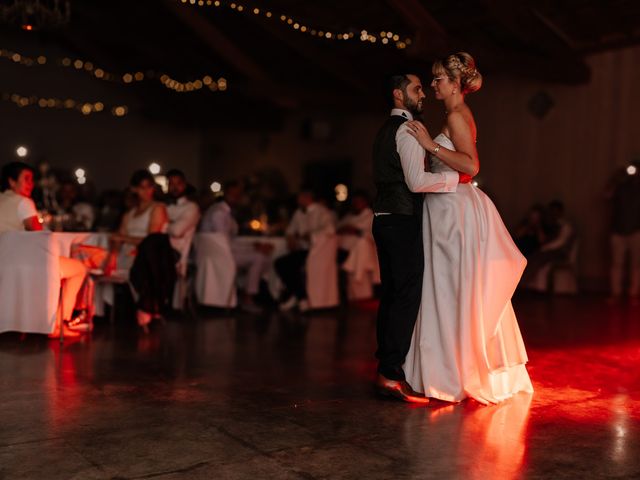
[232,236,287,299]
[0,231,107,335]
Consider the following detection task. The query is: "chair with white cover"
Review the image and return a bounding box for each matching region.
[194,232,237,308]
[523,242,579,294]
[0,231,60,335]
[171,229,196,310]
[305,232,339,309]
[341,236,381,300]
[550,241,579,294]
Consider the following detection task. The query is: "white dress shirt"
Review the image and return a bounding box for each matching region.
[200,201,238,239]
[286,203,336,250]
[392,108,459,194]
[337,207,374,251]
[168,197,200,239]
[167,196,201,263]
[541,219,574,252]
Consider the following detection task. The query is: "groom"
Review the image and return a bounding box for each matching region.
[372,74,467,403]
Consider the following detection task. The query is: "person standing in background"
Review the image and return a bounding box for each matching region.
[607,162,640,305]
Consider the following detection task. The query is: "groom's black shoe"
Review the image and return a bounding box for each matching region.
[375,374,430,404]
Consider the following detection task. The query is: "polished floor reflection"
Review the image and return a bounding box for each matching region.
[1,294,639,479]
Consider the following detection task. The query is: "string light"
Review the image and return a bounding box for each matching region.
[1,91,128,117]
[16,146,28,157]
[0,47,228,93]
[74,168,87,184]
[159,73,227,92]
[178,0,412,49]
[148,162,162,175]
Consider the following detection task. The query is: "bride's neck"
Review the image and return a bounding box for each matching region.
[444,96,465,114]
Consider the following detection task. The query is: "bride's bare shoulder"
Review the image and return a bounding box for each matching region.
[446,108,476,140]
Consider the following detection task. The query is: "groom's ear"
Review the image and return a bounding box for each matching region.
[392,88,404,104]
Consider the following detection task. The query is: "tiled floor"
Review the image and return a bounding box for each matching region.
[1,293,638,479]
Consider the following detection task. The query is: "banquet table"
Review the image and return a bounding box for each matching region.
[230,235,287,299]
[0,231,108,335]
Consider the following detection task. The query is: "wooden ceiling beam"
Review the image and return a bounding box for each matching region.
[166,0,269,82]
[166,0,301,108]
[384,0,451,57]
[480,0,590,83]
[246,13,373,96]
[165,1,367,109]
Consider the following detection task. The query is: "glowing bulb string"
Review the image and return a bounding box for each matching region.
[178,0,413,49]
[0,90,129,117]
[0,48,228,93]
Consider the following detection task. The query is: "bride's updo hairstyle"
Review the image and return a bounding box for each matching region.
[433,52,482,95]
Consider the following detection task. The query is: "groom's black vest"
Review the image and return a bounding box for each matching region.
[372,115,422,216]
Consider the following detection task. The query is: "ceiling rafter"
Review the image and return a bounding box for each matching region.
[166,0,300,108]
[245,10,374,96]
[385,0,450,57]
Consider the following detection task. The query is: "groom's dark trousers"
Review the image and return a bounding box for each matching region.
[373,213,423,381]
[372,113,424,382]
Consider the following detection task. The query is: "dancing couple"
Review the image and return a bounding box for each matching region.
[373,52,533,405]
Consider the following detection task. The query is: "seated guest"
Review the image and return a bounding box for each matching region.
[110,170,170,331]
[276,187,336,312]
[57,180,95,231]
[165,169,200,275]
[0,161,88,337]
[514,204,546,258]
[521,200,575,286]
[94,189,125,232]
[200,180,268,313]
[336,191,374,264]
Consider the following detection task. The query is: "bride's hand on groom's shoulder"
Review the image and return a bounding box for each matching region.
[406,121,433,149]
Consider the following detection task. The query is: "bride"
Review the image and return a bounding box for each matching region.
[404,52,533,405]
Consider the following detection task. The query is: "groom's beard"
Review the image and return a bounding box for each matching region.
[404,97,424,116]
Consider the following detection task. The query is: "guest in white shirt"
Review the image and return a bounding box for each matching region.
[276,188,336,312]
[337,190,374,263]
[0,162,88,338]
[200,180,269,313]
[57,180,95,231]
[165,169,200,277]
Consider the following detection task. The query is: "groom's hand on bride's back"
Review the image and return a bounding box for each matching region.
[458,172,473,184]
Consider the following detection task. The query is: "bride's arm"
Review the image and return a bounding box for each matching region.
[396,124,459,193]
[407,113,479,176]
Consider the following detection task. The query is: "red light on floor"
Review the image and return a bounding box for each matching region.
[22,24,33,31]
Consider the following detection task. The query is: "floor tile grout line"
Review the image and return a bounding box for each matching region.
[61,436,108,474]
[0,436,63,448]
[216,425,318,480]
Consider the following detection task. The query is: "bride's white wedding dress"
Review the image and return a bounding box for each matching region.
[404,133,533,405]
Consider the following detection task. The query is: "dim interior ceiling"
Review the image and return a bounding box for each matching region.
[3,0,640,126]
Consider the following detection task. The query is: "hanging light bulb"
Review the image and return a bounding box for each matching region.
[148,162,161,175]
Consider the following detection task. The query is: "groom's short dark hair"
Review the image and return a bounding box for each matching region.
[388,74,412,106]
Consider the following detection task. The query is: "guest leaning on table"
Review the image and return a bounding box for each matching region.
[0,161,88,338]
